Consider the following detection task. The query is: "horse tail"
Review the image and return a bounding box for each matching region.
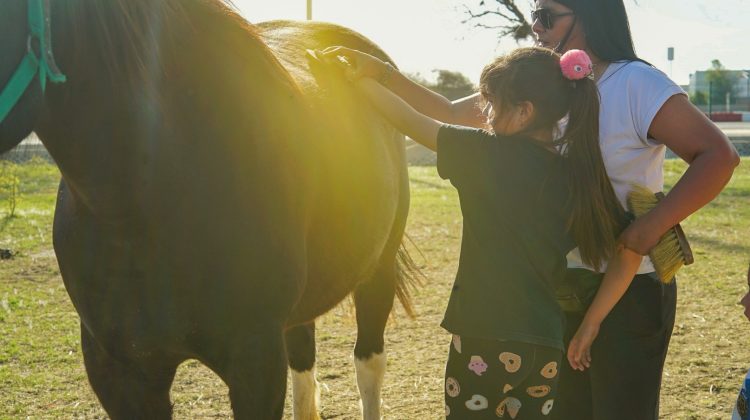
[394,234,425,319]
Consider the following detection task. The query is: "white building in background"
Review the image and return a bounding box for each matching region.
[689,69,750,99]
[687,68,750,115]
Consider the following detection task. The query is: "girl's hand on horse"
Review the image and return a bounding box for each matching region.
[567,321,599,371]
[318,46,388,82]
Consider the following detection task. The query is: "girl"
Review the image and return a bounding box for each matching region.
[317,46,642,419]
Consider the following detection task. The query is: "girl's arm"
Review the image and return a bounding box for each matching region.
[619,95,740,254]
[567,247,643,371]
[355,78,442,151]
[317,47,486,128]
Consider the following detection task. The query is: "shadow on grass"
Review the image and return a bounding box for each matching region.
[691,234,750,255]
[716,187,750,198]
[409,178,450,190]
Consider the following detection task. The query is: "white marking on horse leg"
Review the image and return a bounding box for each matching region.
[355,351,386,420]
[291,367,321,420]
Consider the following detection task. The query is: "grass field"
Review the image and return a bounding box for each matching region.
[0,158,748,419]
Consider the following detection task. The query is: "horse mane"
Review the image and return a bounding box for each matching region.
[60,0,300,101]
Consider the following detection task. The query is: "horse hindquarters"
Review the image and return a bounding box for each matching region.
[256,20,412,419]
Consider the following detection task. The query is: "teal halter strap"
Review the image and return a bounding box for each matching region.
[0,0,67,124]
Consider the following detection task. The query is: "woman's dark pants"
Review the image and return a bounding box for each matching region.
[553,271,677,420]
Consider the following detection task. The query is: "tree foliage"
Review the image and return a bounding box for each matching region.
[407,70,476,100]
[689,90,707,106]
[706,59,738,105]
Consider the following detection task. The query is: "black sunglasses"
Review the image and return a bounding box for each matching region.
[531,8,575,30]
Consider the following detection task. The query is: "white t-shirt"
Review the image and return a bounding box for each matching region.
[566,60,686,274]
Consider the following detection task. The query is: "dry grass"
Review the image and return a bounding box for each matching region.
[0,158,748,419]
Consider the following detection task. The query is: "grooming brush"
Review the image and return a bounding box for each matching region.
[626,184,694,283]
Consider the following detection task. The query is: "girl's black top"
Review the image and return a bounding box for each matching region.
[437,124,574,350]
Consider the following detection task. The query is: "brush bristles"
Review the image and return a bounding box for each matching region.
[627,184,660,218]
[627,184,689,283]
[650,227,685,282]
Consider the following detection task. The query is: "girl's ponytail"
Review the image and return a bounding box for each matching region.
[479,47,628,270]
[561,78,628,270]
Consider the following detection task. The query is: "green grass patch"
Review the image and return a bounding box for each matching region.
[0,158,59,255]
[0,158,748,418]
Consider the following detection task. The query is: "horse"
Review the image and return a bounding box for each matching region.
[0,1,418,418]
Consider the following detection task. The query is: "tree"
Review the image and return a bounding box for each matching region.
[689,90,707,106]
[407,70,476,100]
[706,59,737,105]
[462,0,641,42]
[462,0,532,41]
[432,70,476,100]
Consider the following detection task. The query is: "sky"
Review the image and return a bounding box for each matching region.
[231,0,750,86]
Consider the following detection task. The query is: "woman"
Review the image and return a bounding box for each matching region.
[321,0,739,417]
[531,0,738,419]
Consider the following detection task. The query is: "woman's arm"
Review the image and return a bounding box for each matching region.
[355,78,442,151]
[317,47,486,128]
[567,247,643,370]
[619,95,741,254]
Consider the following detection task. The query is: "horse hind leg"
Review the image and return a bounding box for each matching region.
[80,325,178,420]
[202,323,288,420]
[286,322,322,420]
[353,262,398,420]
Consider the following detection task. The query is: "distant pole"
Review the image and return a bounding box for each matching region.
[726,91,731,112]
[708,80,713,119]
[742,71,750,112]
[307,0,312,20]
[667,47,674,79]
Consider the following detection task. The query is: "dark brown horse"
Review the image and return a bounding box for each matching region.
[0,1,416,418]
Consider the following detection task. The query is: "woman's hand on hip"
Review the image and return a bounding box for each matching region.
[641,95,740,237]
[618,214,664,256]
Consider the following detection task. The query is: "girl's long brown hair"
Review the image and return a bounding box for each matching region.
[479,47,627,270]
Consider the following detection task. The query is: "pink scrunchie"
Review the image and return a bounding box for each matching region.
[560,49,593,80]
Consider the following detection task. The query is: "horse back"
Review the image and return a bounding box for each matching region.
[257,21,410,323]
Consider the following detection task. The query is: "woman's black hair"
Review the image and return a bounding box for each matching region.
[555,0,649,64]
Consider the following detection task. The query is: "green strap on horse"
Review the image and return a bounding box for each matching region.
[0,0,67,124]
